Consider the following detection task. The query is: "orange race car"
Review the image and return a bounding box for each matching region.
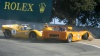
[42,25,93,43]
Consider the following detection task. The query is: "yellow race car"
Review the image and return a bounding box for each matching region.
[2,24,42,40]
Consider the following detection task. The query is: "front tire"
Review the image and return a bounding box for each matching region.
[29,32,37,41]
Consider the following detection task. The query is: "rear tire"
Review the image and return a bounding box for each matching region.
[82,32,89,40]
[66,34,72,43]
[29,32,37,41]
[4,30,12,38]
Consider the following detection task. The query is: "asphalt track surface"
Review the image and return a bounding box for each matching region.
[0,31,100,56]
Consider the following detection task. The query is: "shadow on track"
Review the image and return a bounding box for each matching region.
[0,35,63,43]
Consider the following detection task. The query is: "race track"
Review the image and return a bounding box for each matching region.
[0,31,100,56]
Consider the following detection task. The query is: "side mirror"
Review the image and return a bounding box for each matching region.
[67,27,73,30]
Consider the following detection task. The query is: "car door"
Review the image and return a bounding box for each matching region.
[15,29,24,38]
[20,30,29,38]
[19,26,30,38]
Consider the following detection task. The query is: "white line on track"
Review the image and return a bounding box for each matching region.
[77,42,100,49]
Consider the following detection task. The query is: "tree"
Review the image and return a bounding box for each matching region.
[77,0,100,27]
[52,0,97,25]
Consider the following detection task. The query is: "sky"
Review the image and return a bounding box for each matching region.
[50,18,65,25]
[50,18,100,28]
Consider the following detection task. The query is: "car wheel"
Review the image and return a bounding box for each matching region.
[66,34,72,43]
[4,30,12,38]
[82,32,89,40]
[29,32,37,41]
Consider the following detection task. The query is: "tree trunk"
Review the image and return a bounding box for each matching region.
[67,18,76,26]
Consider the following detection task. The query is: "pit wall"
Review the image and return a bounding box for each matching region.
[0,19,100,39]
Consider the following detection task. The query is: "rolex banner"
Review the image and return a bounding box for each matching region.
[0,0,52,23]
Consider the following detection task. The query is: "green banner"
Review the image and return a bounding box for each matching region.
[0,0,52,23]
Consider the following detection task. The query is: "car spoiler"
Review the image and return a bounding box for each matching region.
[49,26,73,30]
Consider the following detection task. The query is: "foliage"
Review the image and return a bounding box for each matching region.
[52,0,99,26]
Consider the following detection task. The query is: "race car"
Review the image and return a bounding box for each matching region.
[42,26,93,43]
[2,24,93,43]
[2,24,42,40]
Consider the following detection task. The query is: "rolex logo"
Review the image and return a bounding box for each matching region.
[39,3,46,13]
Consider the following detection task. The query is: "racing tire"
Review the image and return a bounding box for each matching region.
[82,32,89,40]
[4,30,12,38]
[66,34,72,43]
[29,32,37,41]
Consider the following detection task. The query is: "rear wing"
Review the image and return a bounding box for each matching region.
[49,26,73,30]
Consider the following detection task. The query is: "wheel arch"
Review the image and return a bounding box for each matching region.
[3,29,11,33]
[29,30,42,39]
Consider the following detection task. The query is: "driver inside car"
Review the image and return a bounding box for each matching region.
[22,25,28,30]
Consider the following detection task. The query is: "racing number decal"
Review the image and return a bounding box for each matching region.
[77,34,81,39]
[11,30,16,35]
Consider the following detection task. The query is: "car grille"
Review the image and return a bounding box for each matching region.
[49,34,59,37]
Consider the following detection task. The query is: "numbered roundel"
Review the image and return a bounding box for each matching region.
[11,30,16,35]
[77,34,81,39]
